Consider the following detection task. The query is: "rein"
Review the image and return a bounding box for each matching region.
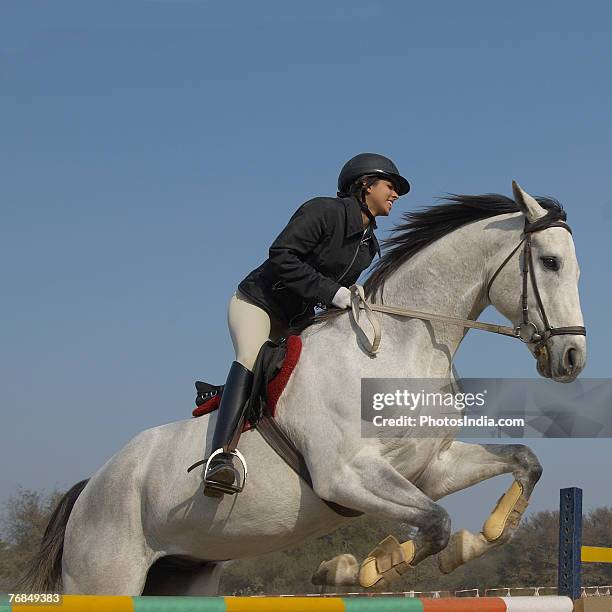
[346,215,586,357]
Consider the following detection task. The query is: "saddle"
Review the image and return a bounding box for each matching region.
[193,335,302,428]
[192,335,361,517]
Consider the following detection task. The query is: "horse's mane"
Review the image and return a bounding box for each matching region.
[364,193,565,299]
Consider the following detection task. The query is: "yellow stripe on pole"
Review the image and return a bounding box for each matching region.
[12,595,134,611]
[581,546,612,563]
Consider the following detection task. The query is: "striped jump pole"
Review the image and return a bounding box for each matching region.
[558,487,612,600]
[0,595,575,611]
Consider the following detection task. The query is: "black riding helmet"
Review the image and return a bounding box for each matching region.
[337,153,411,196]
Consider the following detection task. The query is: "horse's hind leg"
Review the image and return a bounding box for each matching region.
[62,481,153,594]
[62,525,152,595]
[62,548,150,595]
[416,441,543,573]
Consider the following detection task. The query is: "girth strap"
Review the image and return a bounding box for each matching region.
[257,413,363,517]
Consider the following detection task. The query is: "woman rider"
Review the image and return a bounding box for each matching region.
[200,153,410,497]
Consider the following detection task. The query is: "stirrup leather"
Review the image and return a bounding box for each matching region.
[202,448,248,495]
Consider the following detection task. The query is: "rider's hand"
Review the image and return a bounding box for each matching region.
[331,286,352,309]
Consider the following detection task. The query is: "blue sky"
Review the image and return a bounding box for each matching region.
[1,1,611,532]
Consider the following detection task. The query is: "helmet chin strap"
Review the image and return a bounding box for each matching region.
[358,199,377,228]
[336,190,378,228]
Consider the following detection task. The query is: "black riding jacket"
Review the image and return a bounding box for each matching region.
[238,195,381,328]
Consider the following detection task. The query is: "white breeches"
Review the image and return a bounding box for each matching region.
[228,290,285,371]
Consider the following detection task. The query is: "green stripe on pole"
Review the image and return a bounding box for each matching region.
[0,593,9,612]
[133,596,227,612]
[343,598,424,611]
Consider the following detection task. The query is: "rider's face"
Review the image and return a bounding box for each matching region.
[365,179,399,217]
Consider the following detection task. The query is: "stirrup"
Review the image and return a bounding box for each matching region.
[202,448,248,496]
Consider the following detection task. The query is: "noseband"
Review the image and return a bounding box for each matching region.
[486,214,586,356]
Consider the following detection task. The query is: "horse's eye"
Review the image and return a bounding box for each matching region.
[541,256,560,271]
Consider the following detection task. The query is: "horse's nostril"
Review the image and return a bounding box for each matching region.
[567,348,576,369]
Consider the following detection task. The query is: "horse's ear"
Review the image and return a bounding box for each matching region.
[512,180,546,223]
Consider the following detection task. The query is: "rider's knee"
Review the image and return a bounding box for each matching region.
[235,353,258,371]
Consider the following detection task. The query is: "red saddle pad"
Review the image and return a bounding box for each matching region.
[192,335,302,429]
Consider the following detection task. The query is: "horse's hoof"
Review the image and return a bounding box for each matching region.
[438,529,487,574]
[312,554,358,586]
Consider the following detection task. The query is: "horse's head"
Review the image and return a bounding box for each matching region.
[488,181,586,382]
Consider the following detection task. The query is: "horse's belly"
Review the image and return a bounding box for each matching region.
[144,424,350,561]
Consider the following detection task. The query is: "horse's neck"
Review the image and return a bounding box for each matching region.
[377,214,522,372]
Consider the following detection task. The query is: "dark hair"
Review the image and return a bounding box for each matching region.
[338,174,383,203]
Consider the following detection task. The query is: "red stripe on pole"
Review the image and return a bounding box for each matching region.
[422,598,507,611]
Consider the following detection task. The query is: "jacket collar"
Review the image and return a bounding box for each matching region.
[340,195,370,237]
[339,196,381,258]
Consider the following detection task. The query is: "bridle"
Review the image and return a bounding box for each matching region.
[485,212,586,357]
[345,212,586,357]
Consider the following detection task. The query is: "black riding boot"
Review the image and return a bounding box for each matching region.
[203,361,254,496]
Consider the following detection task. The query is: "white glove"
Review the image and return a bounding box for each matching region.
[331,286,352,309]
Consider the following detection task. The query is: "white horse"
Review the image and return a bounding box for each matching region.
[21,182,586,595]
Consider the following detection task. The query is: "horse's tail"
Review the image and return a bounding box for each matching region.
[15,478,90,593]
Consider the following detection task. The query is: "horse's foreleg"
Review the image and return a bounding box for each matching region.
[311,451,451,589]
[416,441,542,573]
